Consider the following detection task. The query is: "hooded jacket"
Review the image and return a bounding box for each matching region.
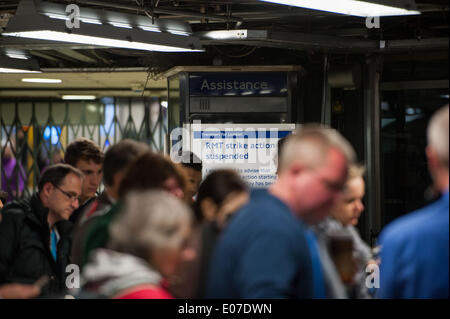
[0,193,73,297]
[81,249,172,299]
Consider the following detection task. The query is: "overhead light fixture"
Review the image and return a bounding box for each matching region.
[259,0,421,17]
[139,26,162,33]
[22,78,62,83]
[109,22,133,29]
[198,30,250,40]
[2,0,204,52]
[62,95,96,100]
[0,55,41,73]
[80,18,102,25]
[6,53,28,59]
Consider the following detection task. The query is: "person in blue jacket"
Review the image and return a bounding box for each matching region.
[378,105,449,299]
[206,125,356,299]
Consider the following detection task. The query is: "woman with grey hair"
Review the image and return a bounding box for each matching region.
[81,190,194,299]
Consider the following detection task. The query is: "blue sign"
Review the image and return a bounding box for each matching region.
[189,72,288,97]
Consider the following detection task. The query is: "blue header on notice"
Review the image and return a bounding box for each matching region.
[189,72,288,97]
[194,131,293,139]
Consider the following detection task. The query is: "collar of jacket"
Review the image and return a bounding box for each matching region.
[27,193,73,237]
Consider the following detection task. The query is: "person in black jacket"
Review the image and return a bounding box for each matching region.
[0,164,83,297]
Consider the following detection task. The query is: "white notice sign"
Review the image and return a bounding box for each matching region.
[184,123,297,188]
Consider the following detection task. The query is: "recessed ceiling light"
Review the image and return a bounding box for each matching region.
[22,78,62,83]
[62,95,96,100]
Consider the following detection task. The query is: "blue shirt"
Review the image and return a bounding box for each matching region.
[305,230,327,299]
[206,190,314,299]
[378,191,449,299]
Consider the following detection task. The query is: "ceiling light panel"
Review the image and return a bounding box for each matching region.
[2,0,204,52]
[259,0,420,17]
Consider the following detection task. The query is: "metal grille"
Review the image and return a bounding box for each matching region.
[0,97,167,201]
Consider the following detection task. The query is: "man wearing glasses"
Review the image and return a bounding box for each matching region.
[207,125,356,299]
[0,164,83,297]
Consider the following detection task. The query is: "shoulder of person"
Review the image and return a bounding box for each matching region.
[113,284,173,299]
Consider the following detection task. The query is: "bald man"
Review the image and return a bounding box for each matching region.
[378,105,449,299]
[207,125,355,298]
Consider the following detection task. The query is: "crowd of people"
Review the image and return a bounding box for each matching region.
[0,105,448,299]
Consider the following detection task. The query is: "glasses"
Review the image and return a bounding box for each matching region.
[310,169,346,194]
[53,184,81,203]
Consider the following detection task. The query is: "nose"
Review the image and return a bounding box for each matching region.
[91,173,101,186]
[182,247,196,262]
[356,200,365,214]
[172,188,184,200]
[72,198,80,210]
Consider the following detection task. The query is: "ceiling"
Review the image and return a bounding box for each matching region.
[0,0,448,97]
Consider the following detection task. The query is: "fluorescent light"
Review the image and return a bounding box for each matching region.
[0,68,41,73]
[46,14,69,20]
[62,95,96,100]
[200,30,248,40]
[167,30,191,37]
[4,30,203,52]
[3,0,204,52]
[0,55,41,73]
[109,22,133,29]
[5,53,29,59]
[259,0,421,17]
[140,26,162,32]
[22,78,62,83]
[80,18,102,25]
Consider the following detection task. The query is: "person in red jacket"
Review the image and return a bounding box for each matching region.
[81,190,195,299]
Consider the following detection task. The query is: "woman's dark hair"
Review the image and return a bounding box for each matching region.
[193,169,248,223]
[118,151,186,198]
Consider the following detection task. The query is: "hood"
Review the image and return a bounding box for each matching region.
[82,249,162,298]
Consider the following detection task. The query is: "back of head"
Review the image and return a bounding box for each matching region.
[108,190,193,260]
[103,140,149,187]
[38,163,83,191]
[278,124,356,174]
[194,169,248,222]
[118,151,185,198]
[64,138,104,167]
[428,105,449,169]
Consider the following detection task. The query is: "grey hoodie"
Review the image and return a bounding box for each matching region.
[81,249,162,298]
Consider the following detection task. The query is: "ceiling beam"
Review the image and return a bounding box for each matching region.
[57,49,98,64]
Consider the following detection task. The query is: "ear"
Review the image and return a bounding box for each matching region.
[40,182,54,202]
[112,171,125,189]
[200,198,218,221]
[42,182,54,195]
[426,146,439,173]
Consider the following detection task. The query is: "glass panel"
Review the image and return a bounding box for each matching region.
[380,88,449,225]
